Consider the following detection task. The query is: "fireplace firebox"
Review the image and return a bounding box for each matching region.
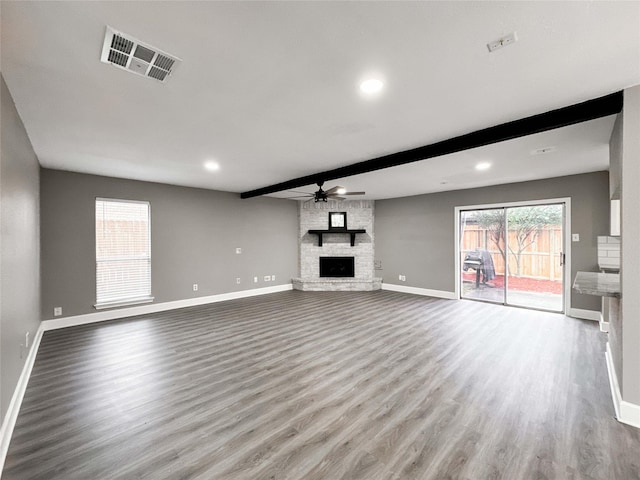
[319,257,355,278]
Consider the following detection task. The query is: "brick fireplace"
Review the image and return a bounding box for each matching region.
[292,200,382,291]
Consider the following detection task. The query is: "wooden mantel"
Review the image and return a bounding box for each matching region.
[308,229,366,247]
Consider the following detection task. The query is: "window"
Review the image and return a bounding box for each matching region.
[95,198,152,308]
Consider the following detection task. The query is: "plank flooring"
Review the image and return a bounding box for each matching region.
[4,290,640,479]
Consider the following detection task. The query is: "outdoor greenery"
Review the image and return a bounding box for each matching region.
[472,206,563,276]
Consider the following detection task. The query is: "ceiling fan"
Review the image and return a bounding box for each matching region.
[286,181,365,202]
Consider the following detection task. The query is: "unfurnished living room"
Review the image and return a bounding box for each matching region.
[1,1,640,479]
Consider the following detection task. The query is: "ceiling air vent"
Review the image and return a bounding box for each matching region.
[100,26,181,83]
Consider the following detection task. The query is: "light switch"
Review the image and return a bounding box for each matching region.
[572,234,580,242]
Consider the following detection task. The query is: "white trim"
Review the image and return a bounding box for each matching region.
[619,398,640,429]
[42,284,293,331]
[606,342,640,428]
[382,283,456,300]
[598,311,610,332]
[454,197,572,315]
[455,197,572,211]
[95,196,150,205]
[567,308,601,321]
[606,342,623,419]
[0,322,45,475]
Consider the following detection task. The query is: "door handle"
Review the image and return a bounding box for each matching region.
[560,253,565,266]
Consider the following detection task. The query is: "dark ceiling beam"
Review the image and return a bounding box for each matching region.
[240,91,623,199]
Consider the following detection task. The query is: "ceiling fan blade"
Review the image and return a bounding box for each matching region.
[342,192,366,195]
[287,190,314,195]
[324,185,343,194]
[328,195,346,201]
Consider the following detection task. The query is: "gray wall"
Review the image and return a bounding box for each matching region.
[1,76,41,418]
[610,114,622,200]
[375,172,610,312]
[41,169,298,319]
[609,113,623,382]
[619,85,640,405]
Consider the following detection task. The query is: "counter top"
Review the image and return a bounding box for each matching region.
[573,271,620,297]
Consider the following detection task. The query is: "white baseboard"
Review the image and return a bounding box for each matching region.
[0,322,45,475]
[606,342,623,420]
[42,284,293,331]
[567,307,601,322]
[606,342,640,428]
[382,283,456,300]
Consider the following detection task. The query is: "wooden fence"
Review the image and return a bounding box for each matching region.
[461,225,563,281]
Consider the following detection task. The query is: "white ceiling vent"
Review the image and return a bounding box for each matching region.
[100,26,181,83]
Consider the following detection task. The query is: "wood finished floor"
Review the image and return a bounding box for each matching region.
[4,290,640,480]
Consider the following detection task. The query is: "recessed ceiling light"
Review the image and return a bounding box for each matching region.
[204,160,220,172]
[475,162,491,171]
[359,78,384,95]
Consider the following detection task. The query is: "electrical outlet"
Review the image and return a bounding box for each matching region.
[572,233,580,242]
[398,275,406,281]
[235,247,242,254]
[25,332,30,349]
[236,277,241,284]
[193,283,198,291]
[254,276,258,283]
[54,307,62,317]
[271,275,276,282]
[264,275,270,282]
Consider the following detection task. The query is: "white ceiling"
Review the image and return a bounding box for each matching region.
[2,1,639,200]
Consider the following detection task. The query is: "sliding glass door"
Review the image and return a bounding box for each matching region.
[460,208,505,304]
[460,202,565,312]
[504,205,564,311]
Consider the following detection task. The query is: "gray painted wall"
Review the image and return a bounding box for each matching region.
[1,76,41,418]
[609,113,623,382]
[376,172,609,312]
[620,85,640,405]
[41,169,298,319]
[610,114,622,200]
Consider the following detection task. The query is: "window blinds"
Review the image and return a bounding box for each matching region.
[96,199,151,306]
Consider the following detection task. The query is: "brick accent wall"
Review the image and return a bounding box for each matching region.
[298,200,374,280]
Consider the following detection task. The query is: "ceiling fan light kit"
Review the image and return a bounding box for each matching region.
[284,181,366,202]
